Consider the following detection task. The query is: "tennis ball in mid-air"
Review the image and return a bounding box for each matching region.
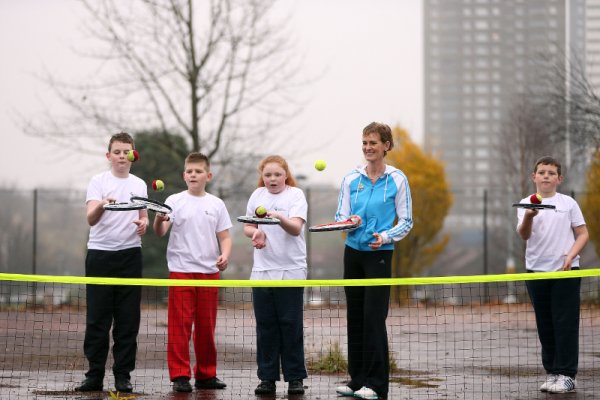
[255,206,267,218]
[529,193,542,204]
[127,150,140,162]
[152,179,165,192]
[314,159,327,171]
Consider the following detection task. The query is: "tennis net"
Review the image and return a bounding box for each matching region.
[1,271,599,399]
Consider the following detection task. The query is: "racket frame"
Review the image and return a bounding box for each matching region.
[512,203,556,210]
[308,220,360,232]
[103,202,146,211]
[237,216,281,225]
[130,196,173,214]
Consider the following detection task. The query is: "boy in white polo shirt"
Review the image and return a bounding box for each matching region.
[517,156,588,394]
[153,152,232,393]
[76,132,148,394]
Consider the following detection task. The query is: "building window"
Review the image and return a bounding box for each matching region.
[475,7,488,16]
[475,110,489,120]
[475,33,488,42]
[475,84,489,94]
[475,97,489,106]
[475,20,489,29]
[475,71,489,80]
[476,161,489,171]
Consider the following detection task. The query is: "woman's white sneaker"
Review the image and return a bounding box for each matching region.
[539,374,558,392]
[354,386,379,399]
[548,375,576,393]
[335,385,354,396]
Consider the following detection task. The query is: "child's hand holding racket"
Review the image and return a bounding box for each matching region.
[155,212,170,223]
[525,208,539,218]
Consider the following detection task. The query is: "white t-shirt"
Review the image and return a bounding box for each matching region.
[246,186,307,276]
[165,191,232,273]
[517,192,586,272]
[86,171,148,251]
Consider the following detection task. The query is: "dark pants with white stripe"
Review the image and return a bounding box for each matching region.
[252,287,307,382]
[526,272,580,378]
[344,246,393,398]
[84,247,142,381]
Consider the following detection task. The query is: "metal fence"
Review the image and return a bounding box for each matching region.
[1,187,599,305]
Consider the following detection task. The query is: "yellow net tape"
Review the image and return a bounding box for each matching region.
[1,269,599,287]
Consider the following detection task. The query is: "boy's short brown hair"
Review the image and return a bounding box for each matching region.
[185,152,210,170]
[108,132,134,151]
[534,156,562,176]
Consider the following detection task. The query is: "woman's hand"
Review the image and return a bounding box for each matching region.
[369,232,383,250]
[349,215,362,225]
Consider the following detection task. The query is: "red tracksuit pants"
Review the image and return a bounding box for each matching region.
[167,271,219,381]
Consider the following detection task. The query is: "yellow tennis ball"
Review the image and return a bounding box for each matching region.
[255,206,267,218]
[529,193,542,204]
[127,150,139,162]
[314,159,327,171]
[152,179,165,192]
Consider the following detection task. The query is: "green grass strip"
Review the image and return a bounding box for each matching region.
[0,269,599,287]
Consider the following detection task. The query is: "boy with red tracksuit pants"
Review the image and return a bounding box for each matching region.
[153,152,232,393]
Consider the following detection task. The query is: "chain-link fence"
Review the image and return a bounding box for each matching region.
[1,187,599,305]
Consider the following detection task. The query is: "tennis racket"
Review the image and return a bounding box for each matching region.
[512,203,556,210]
[130,196,173,214]
[103,202,146,211]
[308,219,360,232]
[237,216,281,225]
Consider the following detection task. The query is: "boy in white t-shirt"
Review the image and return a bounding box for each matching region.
[76,132,149,394]
[153,152,232,393]
[517,156,588,394]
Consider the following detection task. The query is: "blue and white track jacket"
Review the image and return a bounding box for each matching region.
[335,164,413,251]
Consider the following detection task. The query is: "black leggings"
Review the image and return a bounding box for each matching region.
[343,246,393,397]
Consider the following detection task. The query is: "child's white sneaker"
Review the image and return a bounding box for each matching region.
[354,386,379,399]
[548,374,576,393]
[539,374,558,392]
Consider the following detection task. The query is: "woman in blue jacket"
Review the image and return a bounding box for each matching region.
[334,122,413,400]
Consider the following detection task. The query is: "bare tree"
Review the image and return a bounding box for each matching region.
[493,46,600,271]
[24,0,305,168]
[547,51,600,152]
[497,95,563,198]
[494,46,600,195]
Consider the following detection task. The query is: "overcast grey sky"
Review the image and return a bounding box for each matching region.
[0,0,422,190]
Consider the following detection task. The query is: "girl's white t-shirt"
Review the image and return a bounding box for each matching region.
[86,171,148,251]
[246,186,307,277]
[517,192,586,272]
[165,191,232,273]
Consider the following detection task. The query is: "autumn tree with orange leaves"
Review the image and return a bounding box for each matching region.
[385,126,452,304]
[581,150,600,260]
